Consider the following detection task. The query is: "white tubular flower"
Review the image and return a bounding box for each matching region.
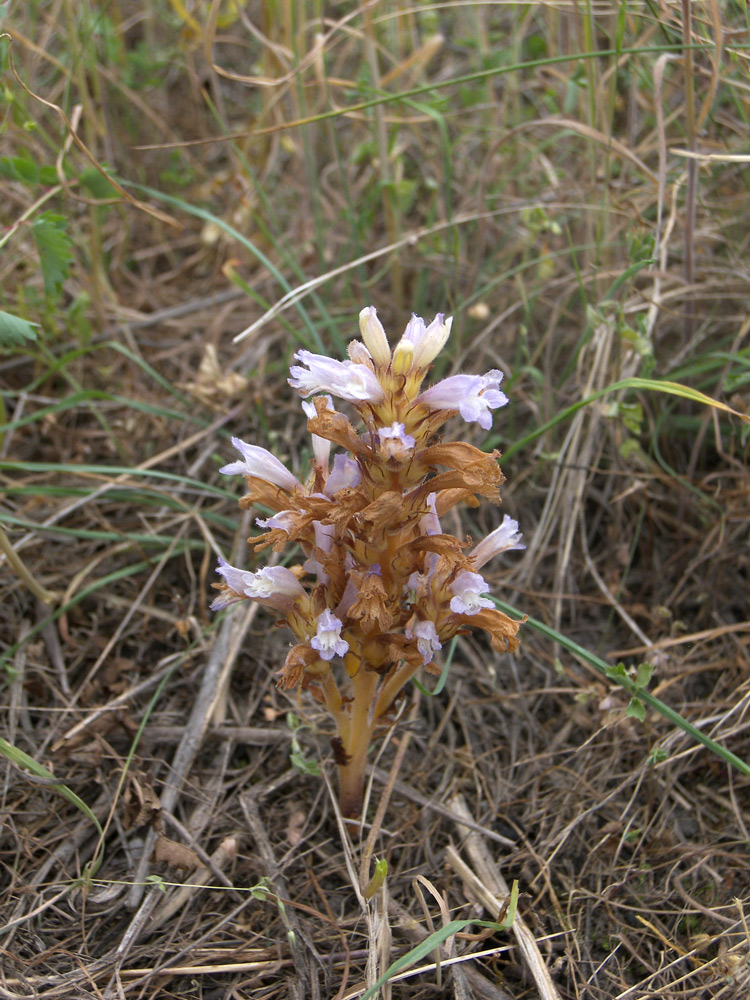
[359,306,391,366]
[243,566,305,603]
[212,558,304,612]
[471,515,525,569]
[303,520,335,584]
[289,350,385,403]
[417,370,508,430]
[256,510,297,532]
[418,492,441,536]
[378,422,416,461]
[301,397,333,472]
[405,618,442,665]
[311,609,349,661]
[220,437,301,491]
[324,453,361,495]
[449,570,494,615]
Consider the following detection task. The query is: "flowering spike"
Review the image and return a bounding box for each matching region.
[213,304,525,819]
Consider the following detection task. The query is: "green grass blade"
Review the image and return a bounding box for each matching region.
[360,882,518,1000]
[501,376,750,461]
[492,600,750,778]
[0,737,104,837]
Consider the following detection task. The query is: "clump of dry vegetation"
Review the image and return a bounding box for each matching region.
[1,3,749,999]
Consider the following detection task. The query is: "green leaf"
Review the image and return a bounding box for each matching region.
[492,597,750,779]
[625,697,646,722]
[364,857,388,901]
[648,746,669,766]
[32,212,74,298]
[0,310,39,348]
[80,167,118,199]
[0,153,39,185]
[605,662,628,681]
[290,750,321,776]
[635,662,655,689]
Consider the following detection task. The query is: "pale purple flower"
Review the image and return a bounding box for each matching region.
[471,515,525,569]
[212,558,304,612]
[395,313,453,371]
[301,397,333,472]
[220,437,300,491]
[324,453,361,495]
[449,570,494,615]
[359,306,391,366]
[311,609,349,661]
[211,556,252,608]
[378,422,416,461]
[256,510,297,532]
[418,492,441,536]
[289,350,385,403]
[417,370,508,430]
[405,618,442,665]
[303,520,335,584]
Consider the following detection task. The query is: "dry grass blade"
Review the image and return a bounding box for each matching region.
[448,794,562,1000]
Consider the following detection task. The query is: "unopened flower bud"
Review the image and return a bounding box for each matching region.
[359,306,391,366]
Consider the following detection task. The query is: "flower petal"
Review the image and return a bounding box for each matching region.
[417,370,508,429]
[220,437,300,491]
[310,609,349,661]
[449,570,495,615]
[289,350,385,403]
[471,515,525,568]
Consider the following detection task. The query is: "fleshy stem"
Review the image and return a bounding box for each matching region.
[335,653,380,819]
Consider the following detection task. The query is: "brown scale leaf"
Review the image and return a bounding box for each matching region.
[348,573,394,635]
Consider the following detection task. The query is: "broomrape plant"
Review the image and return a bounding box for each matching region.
[213,307,525,818]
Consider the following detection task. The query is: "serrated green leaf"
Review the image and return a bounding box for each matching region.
[605,662,628,680]
[635,662,655,689]
[0,310,39,348]
[625,697,646,722]
[32,212,74,298]
[0,154,39,185]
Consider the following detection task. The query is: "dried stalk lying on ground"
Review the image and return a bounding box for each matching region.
[212,307,525,817]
